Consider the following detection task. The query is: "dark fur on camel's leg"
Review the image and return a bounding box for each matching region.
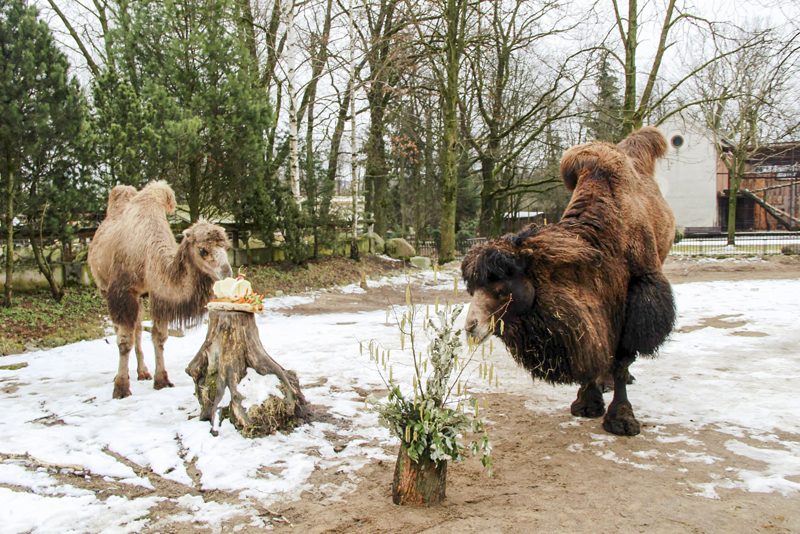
[113,326,134,399]
[603,352,640,436]
[571,381,605,418]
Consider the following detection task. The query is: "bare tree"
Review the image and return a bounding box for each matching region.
[606,0,765,135]
[692,25,800,244]
[461,0,586,236]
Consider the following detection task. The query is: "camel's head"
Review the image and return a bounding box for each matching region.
[461,237,535,344]
[182,220,233,280]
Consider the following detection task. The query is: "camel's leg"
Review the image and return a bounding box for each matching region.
[151,318,174,390]
[570,380,605,418]
[603,350,640,436]
[134,303,151,380]
[113,324,134,399]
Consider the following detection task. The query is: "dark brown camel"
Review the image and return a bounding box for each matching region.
[462,127,676,436]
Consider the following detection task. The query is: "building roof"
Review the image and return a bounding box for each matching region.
[504,211,543,219]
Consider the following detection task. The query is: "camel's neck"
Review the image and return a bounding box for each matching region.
[150,240,214,327]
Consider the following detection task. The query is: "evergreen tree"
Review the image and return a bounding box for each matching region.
[94,0,272,226]
[91,70,169,189]
[0,0,89,305]
[586,52,624,142]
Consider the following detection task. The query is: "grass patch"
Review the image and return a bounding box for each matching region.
[245,255,407,296]
[0,361,28,371]
[0,286,108,356]
[0,255,408,356]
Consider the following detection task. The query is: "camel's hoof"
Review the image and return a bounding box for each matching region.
[137,370,152,381]
[113,382,132,399]
[571,383,605,418]
[571,399,605,418]
[154,378,175,390]
[602,402,640,436]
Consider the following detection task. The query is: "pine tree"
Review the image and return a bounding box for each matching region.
[93,0,272,227]
[586,52,624,142]
[0,0,89,305]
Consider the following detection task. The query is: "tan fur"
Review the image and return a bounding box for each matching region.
[105,185,138,219]
[559,126,674,268]
[88,181,232,399]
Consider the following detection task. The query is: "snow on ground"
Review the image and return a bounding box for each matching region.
[334,264,467,295]
[0,274,799,531]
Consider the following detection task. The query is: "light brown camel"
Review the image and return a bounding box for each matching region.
[89,181,232,399]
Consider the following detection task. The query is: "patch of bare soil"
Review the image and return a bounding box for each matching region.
[291,285,462,315]
[260,393,799,534]
[663,254,800,283]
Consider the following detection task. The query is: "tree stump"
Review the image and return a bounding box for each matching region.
[186,309,308,436]
[392,445,447,506]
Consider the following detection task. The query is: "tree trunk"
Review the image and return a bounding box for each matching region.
[4,166,14,307]
[621,0,638,136]
[478,157,496,237]
[30,237,63,302]
[438,0,466,264]
[347,0,360,262]
[365,86,388,236]
[727,175,739,246]
[185,310,308,437]
[188,160,200,223]
[392,445,447,506]
[726,153,747,246]
[285,0,301,204]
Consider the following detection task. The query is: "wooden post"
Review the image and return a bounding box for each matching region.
[186,309,308,436]
[392,445,447,506]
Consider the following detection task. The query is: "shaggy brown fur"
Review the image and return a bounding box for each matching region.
[88,181,232,399]
[463,127,675,436]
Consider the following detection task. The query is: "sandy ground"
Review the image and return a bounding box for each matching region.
[267,394,800,534]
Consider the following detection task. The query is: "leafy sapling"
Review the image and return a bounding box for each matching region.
[370,290,494,477]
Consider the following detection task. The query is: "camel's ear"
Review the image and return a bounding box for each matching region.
[182,228,193,241]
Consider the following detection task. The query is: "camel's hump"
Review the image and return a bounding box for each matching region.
[133,181,177,214]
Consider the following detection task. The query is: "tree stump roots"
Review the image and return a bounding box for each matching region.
[186,310,308,436]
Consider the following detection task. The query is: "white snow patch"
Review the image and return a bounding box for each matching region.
[655,435,704,447]
[237,370,282,410]
[667,450,720,465]
[3,487,162,533]
[163,494,254,532]
[724,440,800,496]
[596,450,657,471]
